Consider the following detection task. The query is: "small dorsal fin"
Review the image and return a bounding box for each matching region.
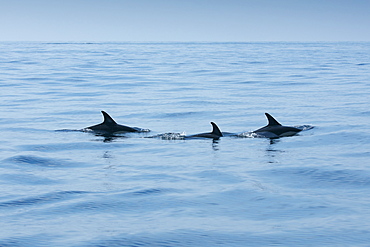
[265,113,281,126]
[210,122,223,137]
[101,111,117,125]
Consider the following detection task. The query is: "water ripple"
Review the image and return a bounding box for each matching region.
[0,191,89,209]
[3,155,81,168]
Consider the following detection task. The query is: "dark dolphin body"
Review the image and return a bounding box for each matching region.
[186,122,223,140]
[85,111,146,135]
[253,113,302,138]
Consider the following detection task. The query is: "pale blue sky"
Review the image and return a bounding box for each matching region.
[1,0,369,42]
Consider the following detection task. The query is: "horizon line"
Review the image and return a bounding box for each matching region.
[1,40,369,43]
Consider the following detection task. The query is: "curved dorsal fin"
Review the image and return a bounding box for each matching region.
[210,122,223,137]
[101,111,117,125]
[265,113,281,126]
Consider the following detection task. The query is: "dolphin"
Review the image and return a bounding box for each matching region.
[85,111,145,134]
[252,113,302,138]
[186,122,223,140]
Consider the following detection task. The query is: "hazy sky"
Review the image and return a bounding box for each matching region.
[1,0,369,42]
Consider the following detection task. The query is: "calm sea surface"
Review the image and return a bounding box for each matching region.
[1,42,370,246]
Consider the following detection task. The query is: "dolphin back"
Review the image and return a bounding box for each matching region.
[86,111,145,134]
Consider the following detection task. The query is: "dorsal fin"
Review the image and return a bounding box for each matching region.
[210,122,223,137]
[101,111,117,125]
[265,113,281,126]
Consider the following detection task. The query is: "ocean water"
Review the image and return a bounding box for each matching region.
[1,42,370,246]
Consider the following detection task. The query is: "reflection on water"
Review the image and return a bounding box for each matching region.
[265,139,285,163]
[212,139,220,151]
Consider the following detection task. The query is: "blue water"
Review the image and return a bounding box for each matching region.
[1,42,370,246]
